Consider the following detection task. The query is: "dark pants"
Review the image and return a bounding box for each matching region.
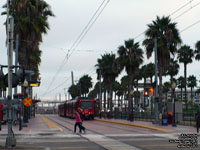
[74,122,85,133]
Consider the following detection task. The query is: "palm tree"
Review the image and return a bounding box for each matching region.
[78,75,93,97]
[132,68,142,106]
[187,75,197,101]
[177,76,185,101]
[68,84,79,99]
[140,65,148,108]
[177,45,194,109]
[121,75,129,100]
[3,0,54,80]
[166,58,180,84]
[96,53,120,112]
[88,89,97,99]
[145,63,155,83]
[117,39,143,117]
[163,82,170,103]
[143,16,181,112]
[195,41,200,60]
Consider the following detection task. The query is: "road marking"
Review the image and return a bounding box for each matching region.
[39,115,63,131]
[95,119,173,133]
[82,134,142,150]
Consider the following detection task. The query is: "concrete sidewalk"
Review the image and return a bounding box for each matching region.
[95,118,197,133]
[0,114,61,136]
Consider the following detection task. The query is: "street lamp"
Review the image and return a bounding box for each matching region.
[171,82,176,127]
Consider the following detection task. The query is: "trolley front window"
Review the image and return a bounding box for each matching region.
[81,101,92,109]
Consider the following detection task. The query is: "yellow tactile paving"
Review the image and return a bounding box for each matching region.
[95,118,173,133]
[39,114,63,131]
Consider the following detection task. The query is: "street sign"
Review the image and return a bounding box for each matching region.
[23,97,32,107]
[30,83,39,87]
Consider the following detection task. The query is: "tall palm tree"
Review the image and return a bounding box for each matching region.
[96,53,120,112]
[166,58,180,84]
[117,39,143,117]
[68,84,79,99]
[145,63,155,83]
[3,0,54,80]
[195,41,200,60]
[143,16,181,112]
[187,75,197,101]
[140,65,148,108]
[177,45,194,109]
[163,82,170,103]
[177,76,185,102]
[132,68,142,106]
[120,75,129,99]
[78,75,93,97]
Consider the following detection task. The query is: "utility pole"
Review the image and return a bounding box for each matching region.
[154,37,159,124]
[6,0,16,148]
[14,34,19,95]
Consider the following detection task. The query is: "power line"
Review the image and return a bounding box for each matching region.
[170,0,194,16]
[172,1,200,21]
[42,0,110,97]
[133,0,199,41]
[181,19,200,32]
[68,0,110,59]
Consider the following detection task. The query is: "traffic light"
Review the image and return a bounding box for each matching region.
[144,91,149,97]
[150,88,154,96]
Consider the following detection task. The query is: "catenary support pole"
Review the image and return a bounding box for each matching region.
[6,0,16,148]
[154,37,159,124]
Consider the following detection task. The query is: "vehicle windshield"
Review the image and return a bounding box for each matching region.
[81,101,92,109]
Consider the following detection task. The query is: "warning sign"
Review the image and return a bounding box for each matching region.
[23,97,32,107]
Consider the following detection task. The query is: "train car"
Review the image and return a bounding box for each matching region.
[58,97,94,120]
[58,102,66,117]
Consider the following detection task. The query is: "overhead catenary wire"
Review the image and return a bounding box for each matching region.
[41,0,110,98]
[180,19,200,32]
[41,0,200,99]
[133,0,199,42]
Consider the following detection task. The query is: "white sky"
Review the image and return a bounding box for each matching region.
[0,0,200,101]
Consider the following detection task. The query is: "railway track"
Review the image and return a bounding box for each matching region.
[45,115,110,150]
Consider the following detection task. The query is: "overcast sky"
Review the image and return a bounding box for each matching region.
[0,0,200,101]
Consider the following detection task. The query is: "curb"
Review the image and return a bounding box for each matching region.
[95,118,173,133]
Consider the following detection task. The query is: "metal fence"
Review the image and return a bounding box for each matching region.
[99,111,197,127]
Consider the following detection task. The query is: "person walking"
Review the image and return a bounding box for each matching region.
[74,110,86,133]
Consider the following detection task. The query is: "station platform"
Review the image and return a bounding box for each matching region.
[0,115,197,136]
[95,118,197,133]
[0,114,62,136]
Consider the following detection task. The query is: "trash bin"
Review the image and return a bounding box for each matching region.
[162,115,168,126]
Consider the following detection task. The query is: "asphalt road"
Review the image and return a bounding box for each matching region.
[0,115,199,150]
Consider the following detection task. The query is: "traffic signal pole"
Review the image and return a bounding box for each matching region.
[6,0,16,148]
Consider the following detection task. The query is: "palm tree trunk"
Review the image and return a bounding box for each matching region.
[128,74,133,120]
[191,87,193,101]
[184,63,188,109]
[181,88,183,102]
[104,89,106,110]
[158,66,163,113]
[143,77,146,109]
[109,84,113,113]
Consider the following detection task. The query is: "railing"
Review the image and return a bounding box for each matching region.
[99,111,197,127]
